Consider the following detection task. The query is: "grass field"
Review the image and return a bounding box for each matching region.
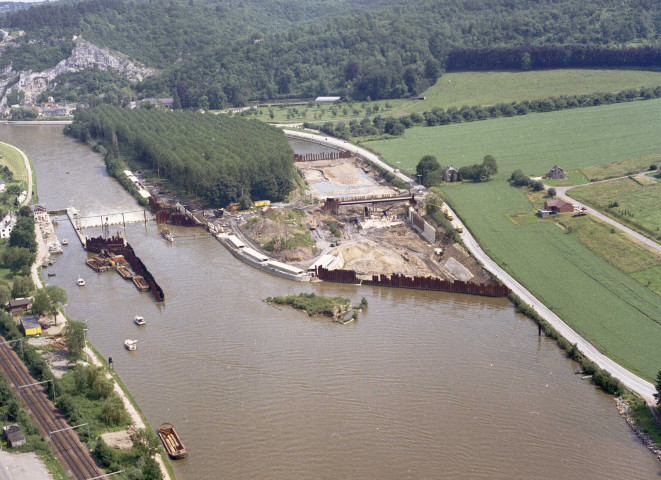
[0,142,29,184]
[367,98,661,177]
[579,153,661,181]
[569,176,661,240]
[236,69,661,124]
[370,100,661,381]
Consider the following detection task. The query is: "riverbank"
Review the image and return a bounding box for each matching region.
[6,139,175,480]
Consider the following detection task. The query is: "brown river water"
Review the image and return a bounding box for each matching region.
[1,124,659,479]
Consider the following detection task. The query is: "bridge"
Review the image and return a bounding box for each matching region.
[65,208,155,245]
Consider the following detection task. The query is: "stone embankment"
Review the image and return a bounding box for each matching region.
[615,397,661,460]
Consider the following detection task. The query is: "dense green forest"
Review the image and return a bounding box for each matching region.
[64,106,295,206]
[4,0,661,106]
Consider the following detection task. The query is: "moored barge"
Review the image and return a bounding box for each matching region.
[132,275,149,292]
[158,423,188,459]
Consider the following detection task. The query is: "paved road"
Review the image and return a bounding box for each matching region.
[553,176,661,253]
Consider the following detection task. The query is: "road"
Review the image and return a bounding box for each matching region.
[553,175,661,253]
[282,131,657,405]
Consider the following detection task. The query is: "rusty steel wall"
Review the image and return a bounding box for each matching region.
[317,267,509,298]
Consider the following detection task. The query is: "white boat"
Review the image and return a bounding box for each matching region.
[77,276,85,286]
[161,227,174,242]
[134,315,146,326]
[62,238,68,245]
[124,339,137,351]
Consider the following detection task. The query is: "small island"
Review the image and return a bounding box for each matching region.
[265,293,367,324]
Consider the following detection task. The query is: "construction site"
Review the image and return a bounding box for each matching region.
[235,151,498,291]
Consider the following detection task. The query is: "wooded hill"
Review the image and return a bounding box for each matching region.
[64,106,294,206]
[3,0,661,106]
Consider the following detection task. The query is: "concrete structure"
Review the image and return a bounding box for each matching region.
[409,208,437,244]
[537,209,552,218]
[20,315,41,336]
[545,165,567,180]
[544,199,573,214]
[308,254,339,273]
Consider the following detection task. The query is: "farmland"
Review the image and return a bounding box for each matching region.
[0,141,29,184]
[367,98,661,176]
[239,69,661,124]
[369,100,661,382]
[569,176,661,241]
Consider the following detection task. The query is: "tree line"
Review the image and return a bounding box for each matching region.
[446,45,661,72]
[64,106,295,207]
[309,84,661,140]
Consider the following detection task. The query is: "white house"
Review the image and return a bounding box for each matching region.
[0,211,17,239]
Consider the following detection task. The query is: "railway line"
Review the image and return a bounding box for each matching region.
[0,335,101,480]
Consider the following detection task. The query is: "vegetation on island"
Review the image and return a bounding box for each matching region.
[64,105,295,207]
[265,293,366,322]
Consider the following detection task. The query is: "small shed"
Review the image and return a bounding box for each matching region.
[545,165,567,180]
[537,209,552,218]
[20,315,42,336]
[544,199,573,214]
[4,425,26,447]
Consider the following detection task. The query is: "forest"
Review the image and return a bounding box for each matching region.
[3,0,661,106]
[64,106,295,207]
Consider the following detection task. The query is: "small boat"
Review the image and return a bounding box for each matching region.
[47,272,56,277]
[158,423,188,459]
[124,339,137,351]
[77,276,85,286]
[161,227,174,242]
[48,258,56,265]
[61,238,68,245]
[134,315,146,326]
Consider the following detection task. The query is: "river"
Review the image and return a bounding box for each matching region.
[1,124,659,479]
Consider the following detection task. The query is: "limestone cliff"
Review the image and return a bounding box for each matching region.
[0,39,154,106]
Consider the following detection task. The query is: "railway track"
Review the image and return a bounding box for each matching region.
[0,335,101,480]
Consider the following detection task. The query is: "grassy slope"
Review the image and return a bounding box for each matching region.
[368,99,661,381]
[246,69,661,124]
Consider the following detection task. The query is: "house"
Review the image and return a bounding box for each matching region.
[8,297,32,321]
[545,165,567,180]
[4,425,26,448]
[441,165,458,182]
[33,204,48,224]
[0,210,17,238]
[0,181,5,192]
[544,199,573,214]
[20,315,42,336]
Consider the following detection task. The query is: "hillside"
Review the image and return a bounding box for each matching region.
[2,0,661,107]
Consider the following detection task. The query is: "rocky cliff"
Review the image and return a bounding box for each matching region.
[0,39,154,106]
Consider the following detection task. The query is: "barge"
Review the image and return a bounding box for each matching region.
[86,256,111,272]
[116,264,134,279]
[158,423,188,460]
[132,275,150,292]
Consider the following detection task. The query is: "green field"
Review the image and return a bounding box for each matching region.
[368,98,661,176]
[239,69,661,124]
[369,100,661,381]
[579,153,661,181]
[569,176,661,240]
[0,142,29,184]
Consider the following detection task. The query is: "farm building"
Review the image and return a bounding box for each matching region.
[441,166,458,182]
[20,315,42,336]
[537,209,552,218]
[544,199,573,214]
[4,425,26,448]
[314,96,341,103]
[545,165,567,180]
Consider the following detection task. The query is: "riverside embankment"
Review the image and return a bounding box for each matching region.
[2,124,659,479]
